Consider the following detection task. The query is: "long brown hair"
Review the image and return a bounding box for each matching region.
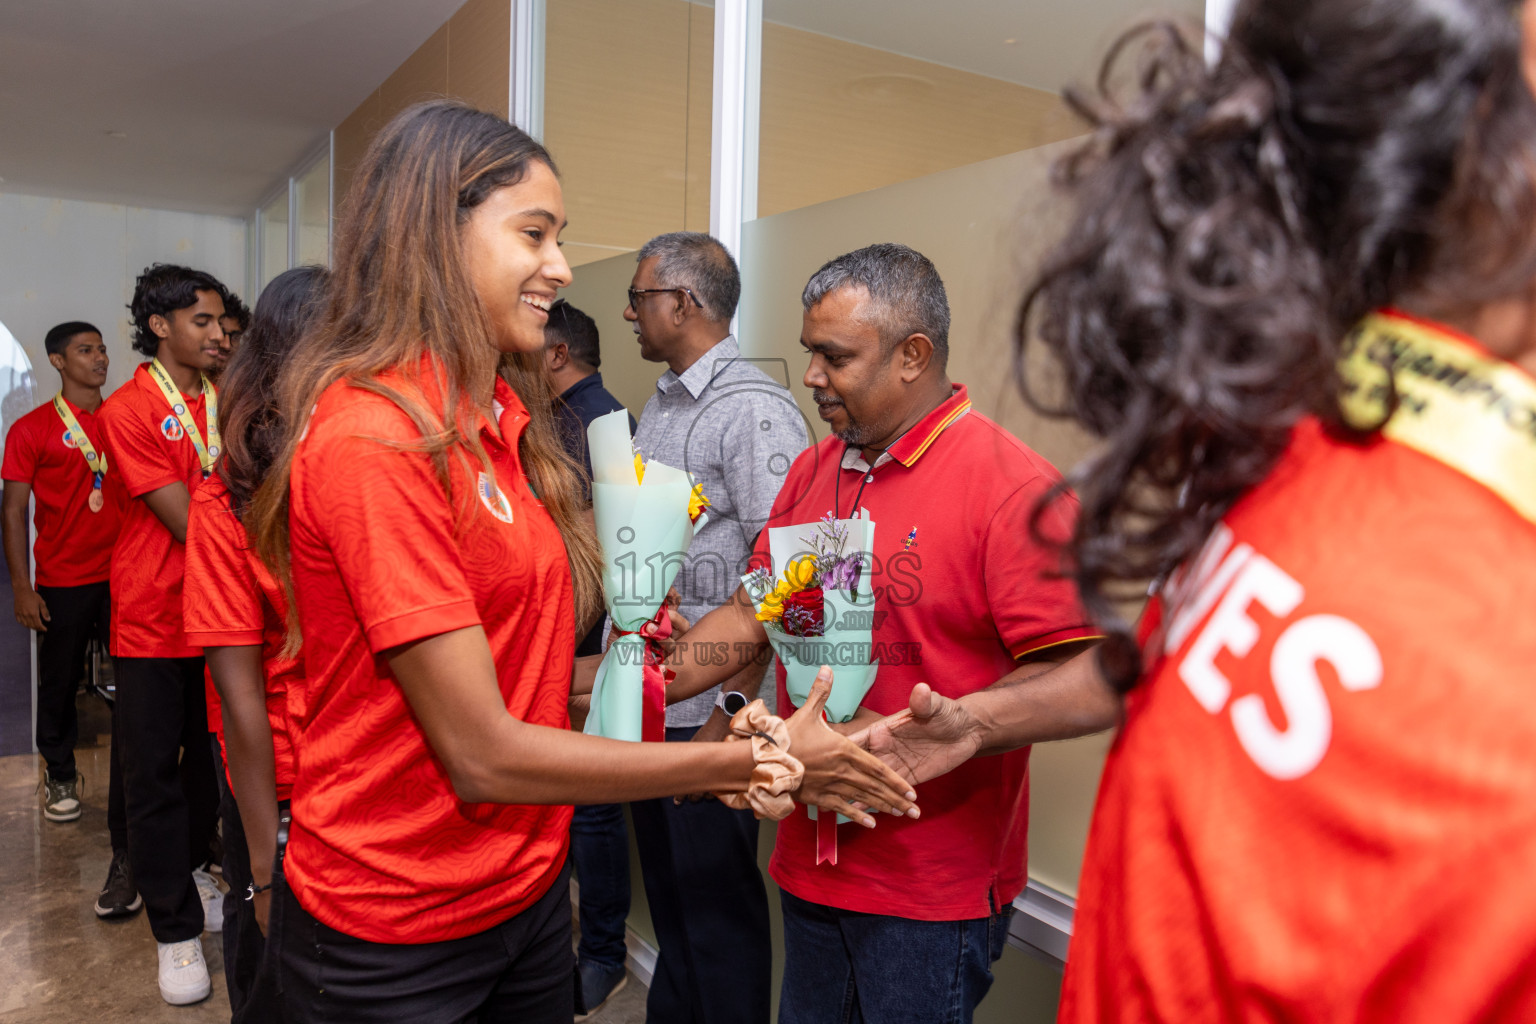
[250,100,603,636]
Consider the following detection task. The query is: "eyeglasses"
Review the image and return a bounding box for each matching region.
[627,286,703,312]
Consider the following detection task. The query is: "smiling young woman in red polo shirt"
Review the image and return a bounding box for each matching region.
[244,101,915,1024]
[862,1,1536,1020]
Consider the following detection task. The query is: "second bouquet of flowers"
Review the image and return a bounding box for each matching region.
[583,409,709,742]
[742,511,880,724]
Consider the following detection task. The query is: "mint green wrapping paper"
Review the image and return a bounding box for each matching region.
[741,514,880,724]
[582,410,702,742]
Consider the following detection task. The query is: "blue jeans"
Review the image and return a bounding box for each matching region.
[778,889,1014,1024]
[570,802,631,970]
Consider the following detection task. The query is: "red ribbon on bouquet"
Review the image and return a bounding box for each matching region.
[816,809,838,866]
[614,604,673,742]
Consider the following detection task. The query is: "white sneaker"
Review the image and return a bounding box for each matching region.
[157,937,211,1005]
[192,868,224,933]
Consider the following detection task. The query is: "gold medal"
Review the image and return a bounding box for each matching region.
[88,488,104,513]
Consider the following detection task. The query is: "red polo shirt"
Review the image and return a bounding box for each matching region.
[183,474,299,802]
[758,384,1098,920]
[284,367,575,943]
[98,364,213,658]
[2,397,124,586]
[1061,414,1536,1021]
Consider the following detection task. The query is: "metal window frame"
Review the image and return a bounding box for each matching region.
[251,135,334,295]
[510,0,546,140]
[709,0,762,264]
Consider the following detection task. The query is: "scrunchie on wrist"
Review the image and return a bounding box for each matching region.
[713,699,804,820]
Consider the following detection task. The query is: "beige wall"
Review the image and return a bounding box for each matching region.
[331,0,1081,269]
[564,136,1109,900]
[545,0,1081,266]
[332,0,511,202]
[543,0,714,269]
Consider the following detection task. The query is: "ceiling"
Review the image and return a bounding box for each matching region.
[0,0,465,217]
[760,0,1206,93]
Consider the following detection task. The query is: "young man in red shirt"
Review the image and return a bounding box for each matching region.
[2,321,137,916]
[99,264,227,1006]
[666,245,1098,1023]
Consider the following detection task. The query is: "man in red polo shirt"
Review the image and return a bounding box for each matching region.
[99,263,227,1006]
[665,244,1098,1023]
[2,320,137,914]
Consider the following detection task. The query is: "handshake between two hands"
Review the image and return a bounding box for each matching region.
[570,591,984,826]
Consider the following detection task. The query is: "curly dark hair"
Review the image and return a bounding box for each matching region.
[128,263,229,357]
[1017,0,1536,689]
[219,288,252,332]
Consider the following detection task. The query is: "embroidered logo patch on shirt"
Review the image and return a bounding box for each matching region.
[160,415,184,442]
[478,472,514,524]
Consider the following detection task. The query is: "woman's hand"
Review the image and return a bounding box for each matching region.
[785,667,919,828]
[852,683,986,788]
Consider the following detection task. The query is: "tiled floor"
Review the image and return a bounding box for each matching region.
[0,692,647,1022]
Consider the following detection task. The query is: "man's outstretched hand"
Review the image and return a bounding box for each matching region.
[852,683,986,788]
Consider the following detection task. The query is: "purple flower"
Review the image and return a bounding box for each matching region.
[820,555,863,592]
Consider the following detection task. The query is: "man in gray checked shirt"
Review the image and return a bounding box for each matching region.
[624,232,807,1024]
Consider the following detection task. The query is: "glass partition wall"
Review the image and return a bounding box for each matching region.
[254,141,333,295]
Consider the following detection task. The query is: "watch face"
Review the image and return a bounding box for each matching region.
[722,691,749,716]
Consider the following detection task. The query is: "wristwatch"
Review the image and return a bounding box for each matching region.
[716,690,749,716]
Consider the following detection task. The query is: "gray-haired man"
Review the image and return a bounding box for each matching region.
[623,232,808,1024]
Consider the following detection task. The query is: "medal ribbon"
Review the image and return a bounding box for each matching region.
[53,394,107,480]
[52,396,106,509]
[1340,311,1536,526]
[148,359,221,475]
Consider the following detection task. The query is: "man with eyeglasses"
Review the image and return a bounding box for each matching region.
[623,232,808,1024]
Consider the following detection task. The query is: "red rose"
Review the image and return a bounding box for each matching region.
[781,587,824,637]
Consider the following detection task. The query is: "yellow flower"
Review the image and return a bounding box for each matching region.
[784,555,817,593]
[633,452,646,484]
[755,589,786,622]
[688,482,711,521]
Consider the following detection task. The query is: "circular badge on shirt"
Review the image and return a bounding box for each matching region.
[161,415,184,441]
[477,472,514,524]
[61,429,78,450]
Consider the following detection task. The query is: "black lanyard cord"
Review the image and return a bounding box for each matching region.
[835,466,874,521]
[832,419,921,520]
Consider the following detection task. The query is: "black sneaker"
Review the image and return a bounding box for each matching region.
[40,772,82,822]
[94,850,143,919]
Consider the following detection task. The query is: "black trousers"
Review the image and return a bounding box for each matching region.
[34,581,109,781]
[231,799,289,1024]
[213,739,265,1014]
[116,655,220,942]
[631,725,773,1024]
[277,859,575,1024]
[36,582,127,851]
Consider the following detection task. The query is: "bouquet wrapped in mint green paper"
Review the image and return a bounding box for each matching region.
[741,512,879,723]
[743,512,880,858]
[582,409,709,742]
